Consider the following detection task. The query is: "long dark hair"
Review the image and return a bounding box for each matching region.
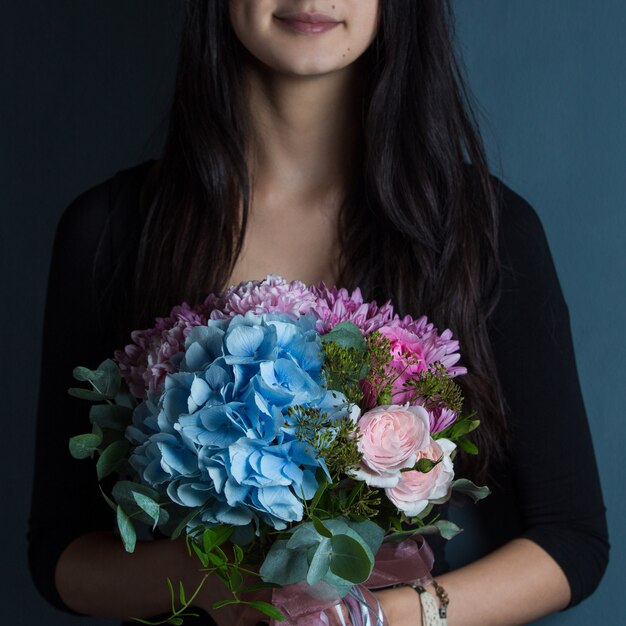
[131,0,508,481]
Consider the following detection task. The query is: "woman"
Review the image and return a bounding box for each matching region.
[29,1,609,624]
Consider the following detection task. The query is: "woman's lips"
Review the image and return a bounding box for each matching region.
[274,13,342,34]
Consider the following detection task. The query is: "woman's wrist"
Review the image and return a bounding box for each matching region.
[375,584,424,626]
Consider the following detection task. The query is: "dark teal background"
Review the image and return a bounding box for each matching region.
[450,3,624,623]
[1,1,622,623]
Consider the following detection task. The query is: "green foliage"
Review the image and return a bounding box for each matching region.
[337,481,381,519]
[116,505,137,553]
[414,457,441,473]
[110,482,170,530]
[404,363,464,412]
[96,439,129,480]
[321,341,370,405]
[320,321,367,352]
[385,519,462,541]
[261,518,380,596]
[328,534,372,583]
[68,432,102,459]
[363,332,395,404]
[71,359,121,399]
[89,403,133,431]
[450,479,490,503]
[437,412,480,454]
[290,407,363,481]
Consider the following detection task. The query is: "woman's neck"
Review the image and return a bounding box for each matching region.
[244,60,363,207]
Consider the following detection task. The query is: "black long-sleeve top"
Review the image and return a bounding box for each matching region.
[28,161,609,621]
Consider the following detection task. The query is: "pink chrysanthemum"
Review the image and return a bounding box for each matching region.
[361,314,467,408]
[389,314,467,378]
[114,302,207,398]
[428,407,458,434]
[310,284,394,335]
[219,274,318,318]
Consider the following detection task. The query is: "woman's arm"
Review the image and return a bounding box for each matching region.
[55,532,208,619]
[376,538,570,626]
[377,184,608,625]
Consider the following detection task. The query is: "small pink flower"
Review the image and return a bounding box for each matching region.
[428,407,457,434]
[352,404,430,488]
[385,438,456,517]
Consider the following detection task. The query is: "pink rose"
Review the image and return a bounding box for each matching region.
[385,438,456,517]
[352,404,430,488]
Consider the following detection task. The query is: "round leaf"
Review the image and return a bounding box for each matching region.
[89,404,133,430]
[96,440,129,480]
[69,433,102,459]
[328,534,372,584]
[306,538,331,585]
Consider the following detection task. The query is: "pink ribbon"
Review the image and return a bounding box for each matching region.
[270,537,434,625]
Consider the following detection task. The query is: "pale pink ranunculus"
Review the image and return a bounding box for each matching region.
[352,404,430,488]
[385,438,456,517]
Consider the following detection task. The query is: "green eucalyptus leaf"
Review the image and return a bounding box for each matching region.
[96,440,129,480]
[69,432,102,459]
[433,520,462,540]
[116,505,136,552]
[286,523,322,550]
[68,387,106,401]
[96,359,122,397]
[328,534,372,584]
[323,570,357,598]
[131,491,161,530]
[410,520,462,541]
[89,404,133,430]
[320,321,366,351]
[451,479,490,502]
[346,520,385,555]
[307,538,331,585]
[260,540,309,586]
[72,366,97,382]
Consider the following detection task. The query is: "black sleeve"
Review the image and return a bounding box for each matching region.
[488,181,610,607]
[28,180,118,613]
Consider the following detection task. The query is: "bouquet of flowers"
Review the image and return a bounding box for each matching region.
[68,275,488,625]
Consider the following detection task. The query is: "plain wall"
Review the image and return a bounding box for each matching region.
[1,1,623,624]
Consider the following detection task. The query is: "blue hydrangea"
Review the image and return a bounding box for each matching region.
[126,313,350,531]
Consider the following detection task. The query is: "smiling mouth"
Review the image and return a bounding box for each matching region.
[273,11,343,34]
